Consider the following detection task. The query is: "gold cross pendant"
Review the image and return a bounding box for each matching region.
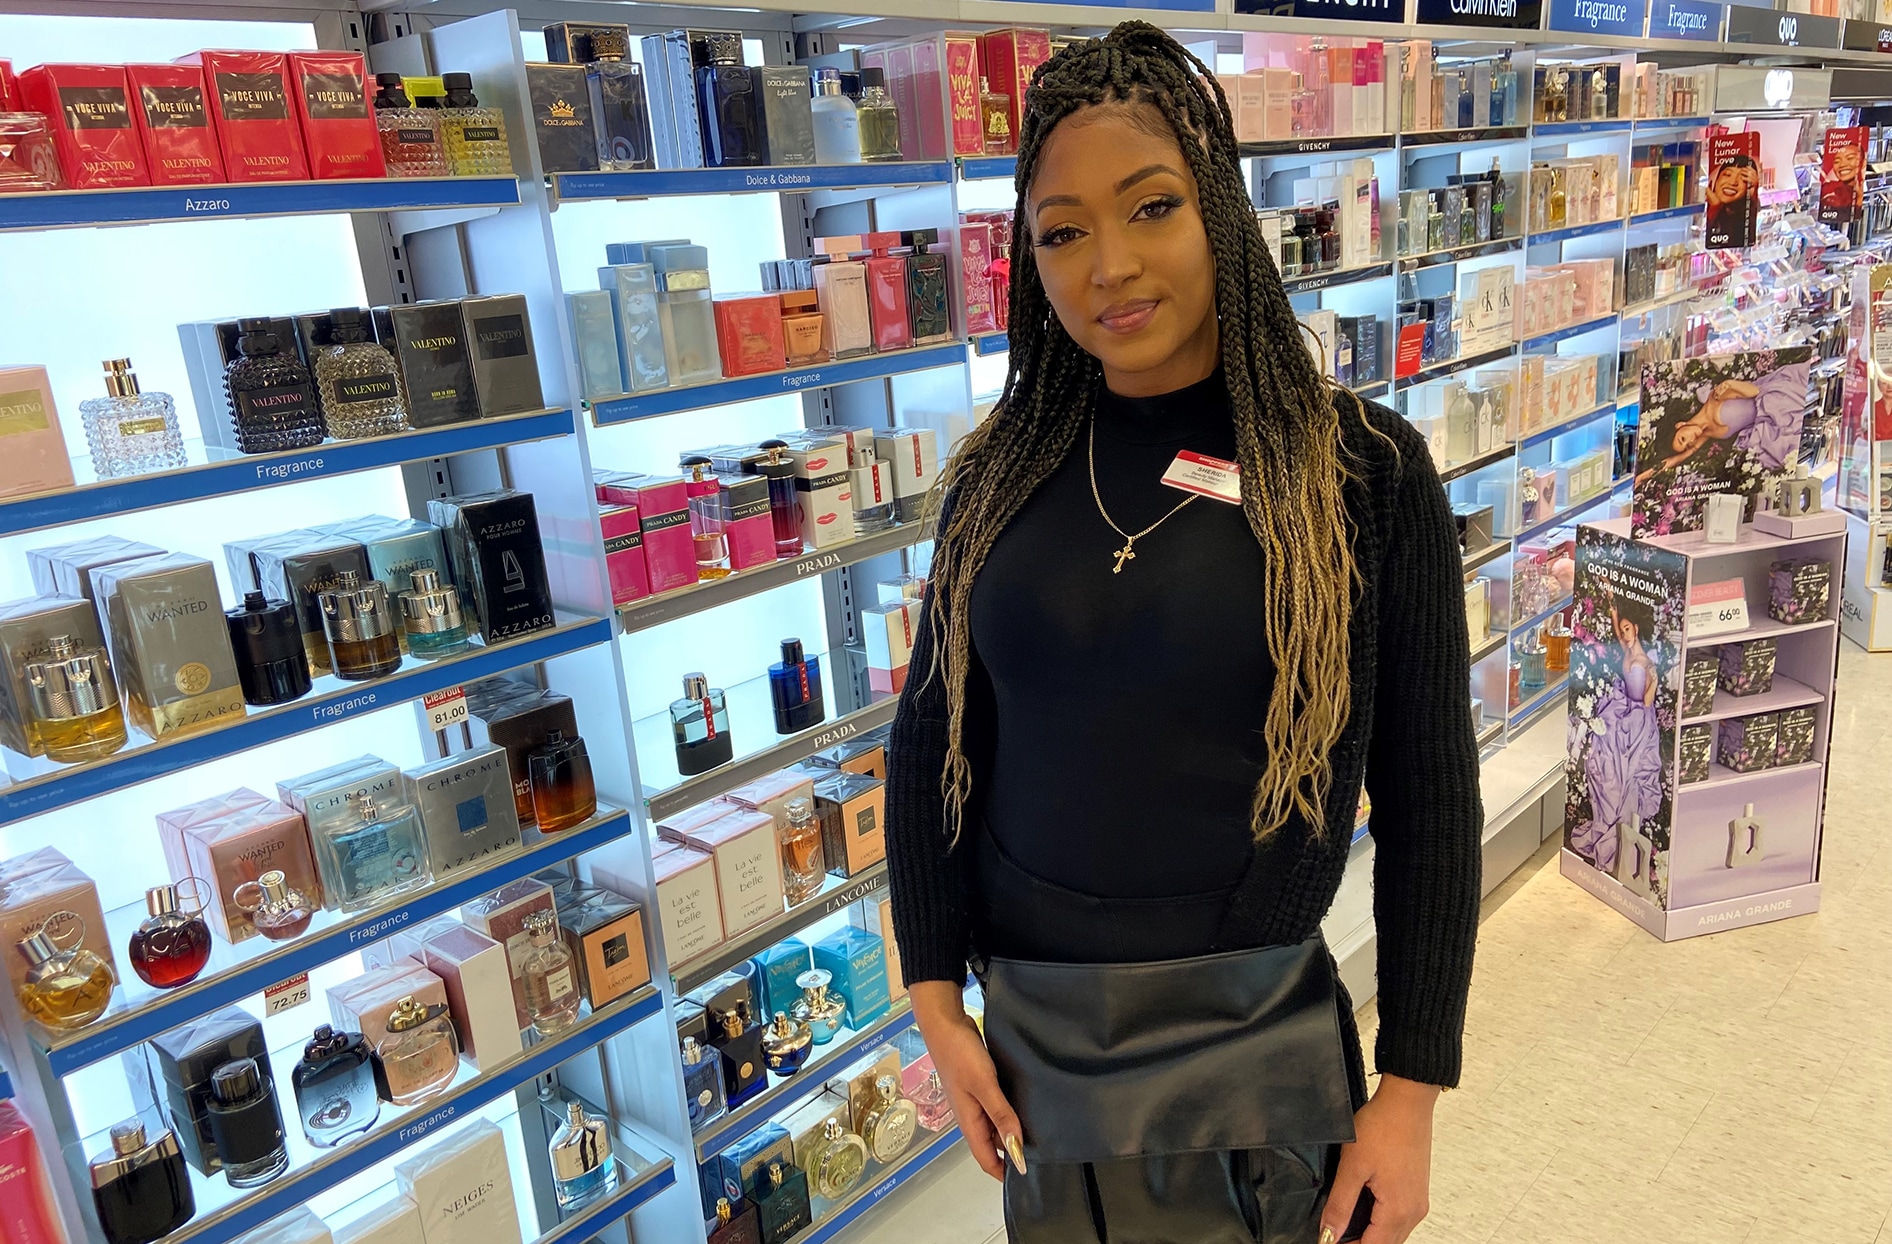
[1111,541,1136,574]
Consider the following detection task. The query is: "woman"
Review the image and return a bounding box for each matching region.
[1704,151,1760,248]
[884,24,1481,1244]
[1634,372,1804,483]
[1571,594,1663,874]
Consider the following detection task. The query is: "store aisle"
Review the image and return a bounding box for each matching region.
[839,645,1892,1244]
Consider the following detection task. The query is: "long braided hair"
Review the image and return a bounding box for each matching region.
[927,21,1367,845]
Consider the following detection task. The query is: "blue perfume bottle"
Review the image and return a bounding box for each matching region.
[681,1036,728,1130]
[768,638,825,735]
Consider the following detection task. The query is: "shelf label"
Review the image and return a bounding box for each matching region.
[255,453,328,482]
[782,370,824,390]
[1726,4,1840,46]
[820,874,884,917]
[1841,18,1892,50]
[1651,0,1723,39]
[806,719,861,750]
[182,195,233,214]
[424,686,468,733]
[264,972,311,1016]
[1234,0,1404,20]
[349,907,414,947]
[398,1102,458,1146]
[1687,577,1750,637]
[794,550,845,577]
[313,688,383,724]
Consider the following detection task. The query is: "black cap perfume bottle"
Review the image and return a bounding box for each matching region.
[226,591,313,705]
[89,1120,194,1244]
[205,1057,288,1188]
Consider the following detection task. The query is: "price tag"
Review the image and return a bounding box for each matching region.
[264,972,311,1016]
[423,686,468,733]
[1687,577,1750,637]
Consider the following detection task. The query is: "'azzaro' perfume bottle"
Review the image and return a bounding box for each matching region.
[860,1073,917,1162]
[78,358,187,478]
[684,456,731,579]
[23,634,127,762]
[790,968,845,1044]
[903,228,952,345]
[695,32,760,167]
[527,729,597,831]
[236,870,314,942]
[778,796,825,904]
[89,1121,193,1244]
[226,592,312,706]
[128,884,211,989]
[768,638,825,734]
[319,570,403,681]
[206,1057,288,1188]
[292,1025,379,1147]
[522,909,582,1034]
[671,673,734,776]
[761,1012,812,1075]
[17,927,115,1029]
[810,68,861,164]
[681,1037,727,1129]
[755,1161,812,1244]
[586,31,654,171]
[549,1101,613,1210]
[313,307,408,440]
[373,73,448,177]
[808,1118,868,1198]
[372,996,459,1106]
[709,1006,767,1107]
[855,68,901,162]
[398,569,472,658]
[438,72,512,175]
[314,794,431,912]
[223,318,325,454]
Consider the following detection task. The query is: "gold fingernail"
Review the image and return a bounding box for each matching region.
[1319,1228,1337,1244]
[1004,1134,1027,1174]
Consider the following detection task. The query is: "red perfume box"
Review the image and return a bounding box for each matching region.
[978,28,1051,142]
[125,63,225,186]
[712,294,788,378]
[16,64,149,188]
[177,50,309,182]
[286,50,385,180]
[0,60,17,111]
[628,476,695,594]
[600,505,650,605]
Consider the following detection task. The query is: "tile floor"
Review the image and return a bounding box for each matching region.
[835,645,1892,1244]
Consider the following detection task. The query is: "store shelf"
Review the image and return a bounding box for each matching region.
[1512,489,1611,544]
[1401,125,1529,147]
[671,864,888,998]
[1684,758,1826,791]
[1239,134,1394,158]
[1396,236,1523,271]
[1683,674,1825,724]
[1464,539,1510,574]
[1440,442,1517,484]
[1282,260,1394,297]
[0,409,575,539]
[0,176,521,232]
[589,343,966,424]
[1533,118,1634,137]
[1528,218,1625,248]
[969,332,1009,356]
[1520,399,1617,450]
[618,518,931,634]
[0,614,613,828]
[1470,631,1508,665]
[1682,616,1837,650]
[38,806,633,1075]
[802,1126,963,1244]
[1476,718,1506,750]
[551,162,953,200]
[531,1144,676,1244]
[1620,286,1701,318]
[1523,314,1620,351]
[958,155,1015,181]
[1509,673,1569,726]
[694,1005,918,1159]
[1393,344,1518,392]
[1630,202,1704,226]
[1352,378,1392,401]
[1514,593,1574,636]
[1634,115,1711,131]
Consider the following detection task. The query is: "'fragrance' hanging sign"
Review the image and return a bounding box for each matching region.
[1649,0,1724,41]
[1549,0,1647,37]
[1414,0,1542,31]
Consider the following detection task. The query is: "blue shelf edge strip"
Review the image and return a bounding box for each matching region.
[958,156,1016,181]
[1634,116,1710,130]
[803,1127,963,1244]
[1524,315,1620,352]
[542,1160,675,1244]
[1530,218,1625,247]
[0,617,614,828]
[44,809,635,1074]
[1509,675,1570,726]
[1519,400,1617,450]
[1630,203,1704,225]
[176,987,664,1244]
[554,163,952,199]
[0,409,575,538]
[970,333,1009,357]
[0,177,521,231]
[1533,118,1634,137]
[591,344,966,423]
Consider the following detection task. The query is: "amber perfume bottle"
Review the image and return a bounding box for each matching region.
[236,871,315,942]
[778,796,825,905]
[373,73,448,177]
[979,77,1014,155]
[527,729,596,831]
[23,634,128,762]
[17,927,115,1029]
[683,456,731,579]
[128,884,212,990]
[319,570,403,681]
[89,1121,193,1244]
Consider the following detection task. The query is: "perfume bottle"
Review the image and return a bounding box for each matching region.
[527,729,597,832]
[755,1161,812,1244]
[373,73,448,177]
[681,1036,728,1130]
[521,909,582,1034]
[860,1074,917,1162]
[671,673,734,776]
[293,1025,379,1147]
[849,444,895,535]
[1547,165,1568,229]
[319,570,403,681]
[17,927,114,1029]
[709,1198,762,1244]
[1488,158,1508,240]
[768,638,825,734]
[980,77,1014,155]
[904,227,953,345]
[315,794,431,913]
[761,1012,813,1075]
[863,233,913,352]
[314,307,409,439]
[853,68,901,162]
[439,72,513,176]
[1544,618,1571,673]
[23,634,126,762]
[989,242,1011,329]
[587,31,654,171]
[652,245,724,384]
[779,795,825,904]
[683,456,732,579]
[709,1006,767,1107]
[226,591,313,706]
[1590,67,1609,120]
[808,1118,868,1198]
[89,1121,193,1244]
[695,32,760,167]
[1518,632,1547,692]
[237,870,315,942]
[79,358,187,478]
[207,1057,288,1188]
[128,884,211,989]
[790,968,846,1044]
[224,318,325,454]
[912,1069,954,1131]
[1727,802,1765,868]
[812,241,874,359]
[756,441,803,556]
[372,996,459,1106]
[549,1101,613,1210]
[398,569,473,658]
[1545,66,1569,123]
[781,289,827,365]
[810,68,861,164]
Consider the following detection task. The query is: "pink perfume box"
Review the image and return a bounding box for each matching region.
[0,1101,63,1244]
[0,845,70,889]
[0,860,115,998]
[0,367,77,501]
[327,960,449,1051]
[419,924,523,1072]
[957,221,998,335]
[461,876,556,1029]
[630,475,694,593]
[599,505,650,605]
[725,770,816,831]
[155,785,272,889]
[158,787,320,943]
[664,808,784,935]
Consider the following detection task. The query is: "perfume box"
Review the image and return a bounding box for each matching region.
[125,63,224,184]
[26,535,164,613]
[328,518,448,617]
[328,960,450,1052]
[915,31,983,158]
[1776,705,1817,766]
[154,785,268,879]
[782,1089,850,1175]
[569,290,623,400]
[753,937,811,1020]
[1718,712,1779,774]
[16,64,148,188]
[815,772,886,877]
[251,536,371,676]
[379,301,481,427]
[233,1206,330,1244]
[629,475,695,593]
[286,51,384,180]
[725,770,816,834]
[1678,721,1713,784]
[873,427,938,522]
[429,490,556,642]
[93,553,245,740]
[462,876,558,1028]
[404,745,523,880]
[460,295,545,416]
[704,1122,792,1211]
[599,506,650,605]
[850,892,906,1002]
[806,736,886,780]
[332,1196,424,1244]
[978,27,1051,142]
[395,1119,524,1244]
[147,1008,270,1176]
[813,923,890,1029]
[169,789,322,940]
[781,436,854,550]
[221,526,317,595]
[466,685,577,827]
[863,601,914,694]
[179,50,310,181]
[648,841,724,964]
[667,807,784,935]
[0,859,115,1000]
[1716,637,1777,698]
[1682,650,1719,718]
[417,924,523,1072]
[523,62,598,173]
[755,65,816,166]
[719,474,777,571]
[828,1044,902,1132]
[278,754,405,839]
[0,366,77,501]
[1769,557,1832,625]
[713,294,789,377]
[0,595,109,758]
[555,886,650,1008]
[957,221,998,335]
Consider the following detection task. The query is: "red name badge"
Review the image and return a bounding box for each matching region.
[1160,451,1242,504]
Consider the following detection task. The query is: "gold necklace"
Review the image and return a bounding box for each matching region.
[1086,420,1200,574]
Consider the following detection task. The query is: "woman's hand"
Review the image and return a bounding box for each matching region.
[1318,1074,1440,1244]
[908,980,1026,1182]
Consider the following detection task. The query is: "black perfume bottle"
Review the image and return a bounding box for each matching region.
[755,1161,812,1244]
[707,1006,767,1107]
[903,228,953,345]
[222,318,326,455]
[694,32,759,167]
[206,1058,288,1188]
[226,591,313,706]
[768,638,825,735]
[89,1120,194,1244]
[292,1025,380,1148]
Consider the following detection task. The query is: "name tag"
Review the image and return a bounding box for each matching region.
[1160,451,1242,504]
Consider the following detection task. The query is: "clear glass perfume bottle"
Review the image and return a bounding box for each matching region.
[521,909,582,1035]
[23,634,126,762]
[790,968,846,1044]
[848,445,895,536]
[236,870,315,942]
[89,1121,193,1244]
[78,358,187,479]
[224,318,325,454]
[695,32,760,167]
[206,1057,288,1188]
[681,1036,727,1130]
[549,1101,613,1210]
[671,672,734,776]
[316,794,432,912]
[373,73,448,177]
[127,884,211,990]
[778,796,825,904]
[911,1069,954,1131]
[16,927,114,1029]
[653,245,723,384]
[372,996,459,1106]
[1590,67,1609,120]
[314,307,409,440]
[808,1118,868,1199]
[294,1025,379,1147]
[438,72,512,176]
[856,68,901,162]
[980,77,1014,155]
[860,1074,917,1162]
[1547,165,1568,229]
[586,31,654,171]
[810,68,861,164]
[683,456,731,579]
[397,568,472,658]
